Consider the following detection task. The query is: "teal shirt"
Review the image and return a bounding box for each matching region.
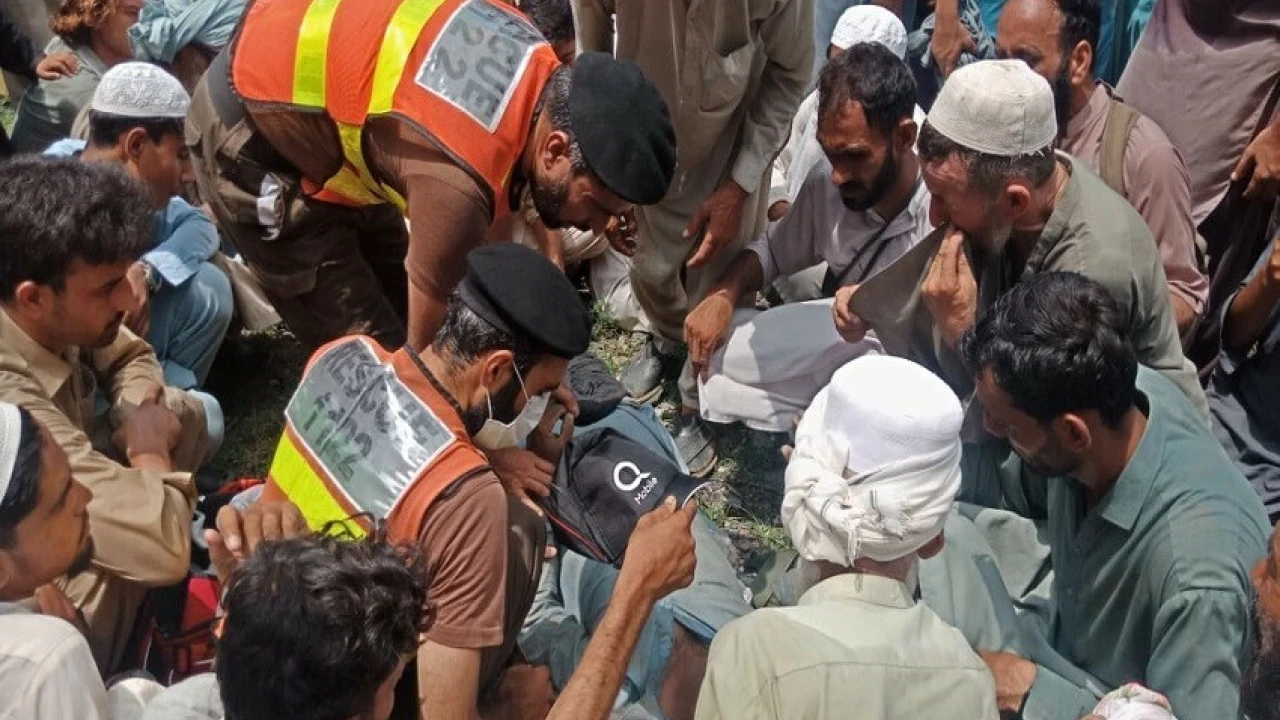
[1023,367,1268,720]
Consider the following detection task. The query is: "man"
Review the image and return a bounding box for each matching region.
[684,43,932,434]
[521,0,576,64]
[0,402,162,719]
[574,0,812,474]
[994,0,1207,336]
[769,5,917,221]
[1242,524,1280,720]
[695,355,998,719]
[844,59,1205,420]
[1118,0,1280,369]
[257,243,598,719]
[952,271,1268,719]
[47,62,233,391]
[188,0,676,352]
[146,503,697,720]
[1206,231,1280,523]
[0,5,77,157]
[0,157,219,674]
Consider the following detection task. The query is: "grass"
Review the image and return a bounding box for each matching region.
[203,298,791,573]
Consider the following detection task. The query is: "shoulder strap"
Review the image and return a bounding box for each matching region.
[1099,94,1141,196]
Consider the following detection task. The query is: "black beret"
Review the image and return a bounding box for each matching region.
[457,244,591,359]
[569,52,677,206]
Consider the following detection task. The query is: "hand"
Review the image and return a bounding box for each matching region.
[204,501,307,584]
[617,497,698,603]
[1233,123,1280,200]
[488,447,555,516]
[34,51,78,80]
[606,209,639,256]
[124,262,152,339]
[1262,234,1280,291]
[832,284,869,343]
[482,664,555,720]
[527,400,575,467]
[686,180,748,268]
[550,382,580,419]
[114,385,181,463]
[684,292,735,379]
[921,228,978,349]
[979,651,1037,715]
[34,585,80,626]
[767,200,791,222]
[930,15,976,78]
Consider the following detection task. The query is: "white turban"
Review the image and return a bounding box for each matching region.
[830,5,908,59]
[0,402,22,502]
[782,356,962,565]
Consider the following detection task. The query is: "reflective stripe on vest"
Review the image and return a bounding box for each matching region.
[267,337,486,539]
[231,0,557,211]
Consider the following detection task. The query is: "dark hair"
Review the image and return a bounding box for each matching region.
[0,408,44,549]
[430,291,541,376]
[0,157,154,301]
[817,42,917,138]
[87,110,185,149]
[917,120,1057,194]
[216,530,430,720]
[522,0,574,44]
[1056,0,1101,63]
[959,272,1137,428]
[533,64,588,174]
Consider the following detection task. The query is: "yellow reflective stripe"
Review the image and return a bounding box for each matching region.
[330,122,408,208]
[269,434,368,539]
[292,0,343,107]
[369,0,449,115]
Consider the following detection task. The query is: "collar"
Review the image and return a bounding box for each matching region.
[1094,390,1162,531]
[1020,153,1079,280]
[0,309,75,398]
[798,573,916,610]
[1063,83,1111,148]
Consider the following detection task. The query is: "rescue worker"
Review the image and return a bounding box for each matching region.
[187,0,675,351]
[258,243,591,719]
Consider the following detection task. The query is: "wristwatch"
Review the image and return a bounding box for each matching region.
[141,261,162,294]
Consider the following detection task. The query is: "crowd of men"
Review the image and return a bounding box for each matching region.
[0,0,1278,718]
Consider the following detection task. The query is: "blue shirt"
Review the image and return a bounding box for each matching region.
[43,139,220,287]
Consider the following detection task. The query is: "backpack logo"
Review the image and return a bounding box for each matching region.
[613,461,652,492]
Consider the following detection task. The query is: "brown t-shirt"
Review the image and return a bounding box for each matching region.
[416,468,509,649]
[246,108,496,347]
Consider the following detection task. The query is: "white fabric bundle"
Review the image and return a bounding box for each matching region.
[1090,684,1177,720]
[782,355,962,565]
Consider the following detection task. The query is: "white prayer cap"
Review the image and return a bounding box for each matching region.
[0,402,23,504]
[927,59,1057,156]
[782,355,963,565]
[830,5,908,59]
[91,62,190,119]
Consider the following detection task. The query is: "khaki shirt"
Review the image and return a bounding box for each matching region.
[696,574,999,720]
[0,310,196,588]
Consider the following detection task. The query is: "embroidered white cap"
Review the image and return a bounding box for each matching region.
[927,59,1057,156]
[91,62,190,119]
[831,5,908,60]
[0,402,22,503]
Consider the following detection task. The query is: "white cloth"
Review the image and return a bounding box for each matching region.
[0,402,20,502]
[782,356,963,564]
[928,60,1056,156]
[91,62,191,118]
[1090,684,1178,720]
[830,5,907,57]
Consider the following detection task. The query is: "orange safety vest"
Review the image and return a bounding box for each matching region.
[263,336,489,541]
[230,0,559,213]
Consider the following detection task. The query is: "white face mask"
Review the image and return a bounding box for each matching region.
[474,363,550,450]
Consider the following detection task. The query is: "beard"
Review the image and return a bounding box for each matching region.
[460,374,523,437]
[66,535,96,578]
[531,174,570,230]
[1015,434,1080,479]
[1051,62,1073,140]
[840,147,899,212]
[1243,608,1280,720]
[969,220,1014,256]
